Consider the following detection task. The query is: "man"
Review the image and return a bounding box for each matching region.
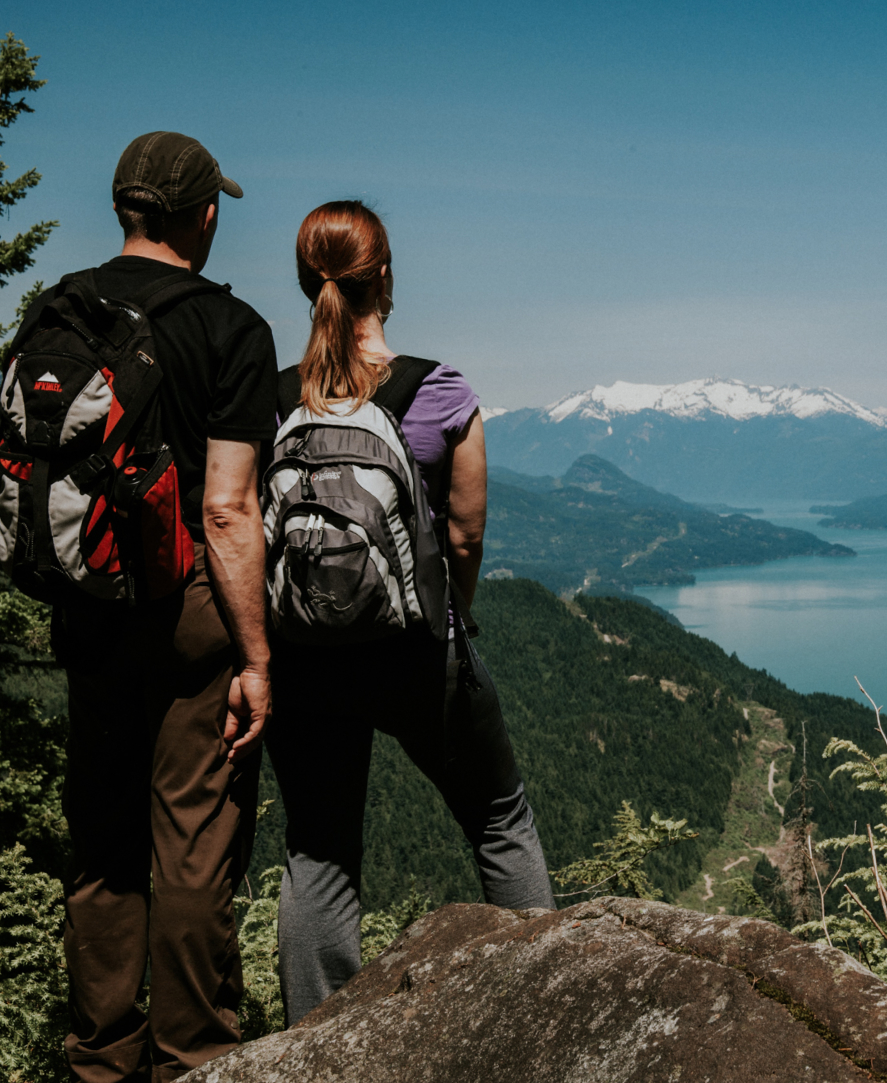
[35,132,277,1082]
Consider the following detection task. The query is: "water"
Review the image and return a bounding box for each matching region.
[641,504,887,706]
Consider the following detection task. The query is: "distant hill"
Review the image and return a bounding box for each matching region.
[483,377,887,504]
[250,581,883,911]
[482,454,853,596]
[811,493,887,529]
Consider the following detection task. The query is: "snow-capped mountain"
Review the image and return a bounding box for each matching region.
[547,378,887,427]
[489,378,887,428]
[482,378,887,504]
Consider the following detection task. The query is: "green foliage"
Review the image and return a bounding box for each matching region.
[235,866,284,1042]
[0,583,69,1076]
[0,588,68,877]
[751,853,794,926]
[823,735,887,796]
[725,875,777,922]
[551,801,697,900]
[790,700,887,977]
[360,878,433,965]
[246,759,287,887]
[0,591,52,654]
[0,32,57,363]
[234,870,432,1036]
[0,844,68,1083]
[794,904,887,979]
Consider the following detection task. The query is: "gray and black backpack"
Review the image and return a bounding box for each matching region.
[0,270,228,606]
[263,357,452,645]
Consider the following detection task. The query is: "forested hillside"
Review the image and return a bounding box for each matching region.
[3,571,879,921]
[3,571,878,920]
[812,493,887,530]
[251,579,881,911]
[483,455,853,596]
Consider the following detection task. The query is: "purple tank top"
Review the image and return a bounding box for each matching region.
[396,360,479,517]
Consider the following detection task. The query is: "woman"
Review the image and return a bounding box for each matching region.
[266,201,555,1026]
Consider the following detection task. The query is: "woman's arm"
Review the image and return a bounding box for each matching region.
[447,408,487,607]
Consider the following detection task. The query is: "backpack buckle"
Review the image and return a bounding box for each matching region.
[70,453,114,493]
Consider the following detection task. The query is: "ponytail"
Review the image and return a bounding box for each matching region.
[296,201,392,415]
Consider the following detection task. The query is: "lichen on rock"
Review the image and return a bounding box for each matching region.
[182,899,887,1082]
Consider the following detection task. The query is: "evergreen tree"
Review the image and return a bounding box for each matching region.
[0,845,67,1083]
[0,31,58,365]
[0,590,68,877]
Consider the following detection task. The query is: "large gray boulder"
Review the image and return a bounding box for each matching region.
[184,898,887,1082]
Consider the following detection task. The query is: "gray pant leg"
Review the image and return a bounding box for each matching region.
[277,852,362,1027]
[392,640,556,911]
[270,631,554,1028]
[468,782,555,910]
[266,683,373,1028]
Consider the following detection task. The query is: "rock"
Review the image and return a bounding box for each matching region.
[183,899,887,1082]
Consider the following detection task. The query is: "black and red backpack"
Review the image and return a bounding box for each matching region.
[0,270,227,605]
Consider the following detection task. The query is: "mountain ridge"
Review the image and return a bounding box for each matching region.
[483,453,853,596]
[483,376,886,427]
[810,493,887,530]
[482,379,887,502]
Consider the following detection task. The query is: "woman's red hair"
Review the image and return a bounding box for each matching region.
[296,201,391,415]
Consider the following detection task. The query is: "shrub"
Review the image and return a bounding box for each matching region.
[0,844,67,1083]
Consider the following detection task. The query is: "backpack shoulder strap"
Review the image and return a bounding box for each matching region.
[7,271,231,360]
[277,365,303,422]
[373,356,439,422]
[275,355,439,427]
[134,274,232,316]
[5,270,97,358]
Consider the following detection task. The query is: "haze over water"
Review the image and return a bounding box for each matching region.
[642,505,887,708]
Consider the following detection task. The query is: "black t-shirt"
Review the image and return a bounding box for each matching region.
[26,256,278,538]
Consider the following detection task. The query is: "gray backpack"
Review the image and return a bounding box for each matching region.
[263,357,450,645]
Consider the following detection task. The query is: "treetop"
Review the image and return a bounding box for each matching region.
[0,32,45,134]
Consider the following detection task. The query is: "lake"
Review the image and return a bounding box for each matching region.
[642,504,887,707]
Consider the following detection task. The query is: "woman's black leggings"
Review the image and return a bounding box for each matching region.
[266,628,555,1026]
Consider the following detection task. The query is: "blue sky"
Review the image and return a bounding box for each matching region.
[3,0,887,408]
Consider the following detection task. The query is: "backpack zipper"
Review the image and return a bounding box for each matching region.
[300,468,317,501]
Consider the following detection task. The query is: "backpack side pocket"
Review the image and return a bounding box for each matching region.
[0,451,30,572]
[272,513,405,644]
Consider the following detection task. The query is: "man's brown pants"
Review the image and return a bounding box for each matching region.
[58,549,260,1083]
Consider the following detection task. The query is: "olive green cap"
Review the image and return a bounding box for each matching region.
[112,131,242,211]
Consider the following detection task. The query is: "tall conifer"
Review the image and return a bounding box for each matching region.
[0,31,57,364]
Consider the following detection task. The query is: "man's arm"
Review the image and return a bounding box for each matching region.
[447,408,487,608]
[203,437,270,762]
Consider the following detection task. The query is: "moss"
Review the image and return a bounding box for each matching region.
[611,906,887,1079]
[749,975,887,1080]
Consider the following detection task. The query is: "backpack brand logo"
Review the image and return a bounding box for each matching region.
[34,371,62,393]
[311,470,341,483]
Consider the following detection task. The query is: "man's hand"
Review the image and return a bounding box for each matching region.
[224,664,271,763]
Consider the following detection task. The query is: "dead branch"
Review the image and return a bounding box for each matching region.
[552,870,619,898]
[865,823,887,925]
[844,884,887,943]
[807,834,833,947]
[855,676,887,750]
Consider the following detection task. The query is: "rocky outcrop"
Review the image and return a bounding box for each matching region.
[184,898,887,1082]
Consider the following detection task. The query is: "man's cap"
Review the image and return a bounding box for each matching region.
[113,131,243,212]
